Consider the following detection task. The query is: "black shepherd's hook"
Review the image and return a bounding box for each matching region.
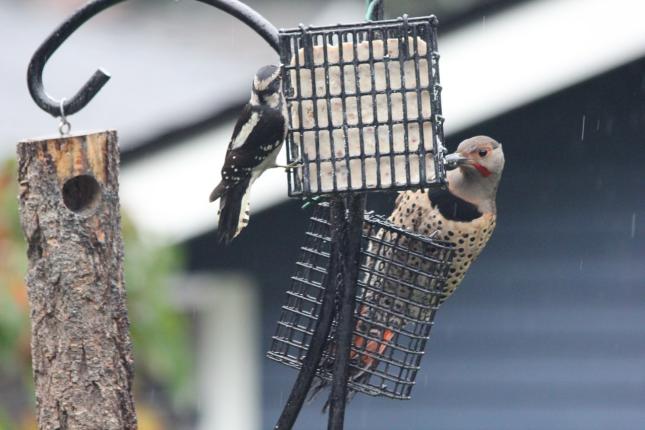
[27,0,280,118]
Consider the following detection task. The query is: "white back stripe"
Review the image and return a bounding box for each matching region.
[231,111,261,150]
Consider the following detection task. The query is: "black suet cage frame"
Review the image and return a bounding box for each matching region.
[268,203,455,399]
[280,15,447,197]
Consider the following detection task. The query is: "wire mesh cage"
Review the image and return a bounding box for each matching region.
[279,15,447,197]
[267,203,455,399]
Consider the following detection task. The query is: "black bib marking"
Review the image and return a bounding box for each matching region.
[427,189,482,222]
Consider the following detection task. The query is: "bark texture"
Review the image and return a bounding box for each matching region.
[17,131,137,430]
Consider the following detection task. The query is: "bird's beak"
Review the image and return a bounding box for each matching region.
[444,152,469,170]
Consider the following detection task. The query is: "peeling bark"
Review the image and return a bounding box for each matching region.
[17,131,137,430]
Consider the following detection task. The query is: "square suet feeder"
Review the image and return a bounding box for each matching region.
[280,15,447,197]
[267,203,455,399]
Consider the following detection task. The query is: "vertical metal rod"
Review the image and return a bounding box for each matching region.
[274,199,343,430]
[327,194,366,430]
[327,3,379,428]
[278,3,381,428]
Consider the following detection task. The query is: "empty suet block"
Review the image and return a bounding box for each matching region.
[267,203,455,399]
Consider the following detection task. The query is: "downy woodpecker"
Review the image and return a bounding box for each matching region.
[209,64,288,243]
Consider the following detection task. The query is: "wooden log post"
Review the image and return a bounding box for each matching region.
[17,131,137,430]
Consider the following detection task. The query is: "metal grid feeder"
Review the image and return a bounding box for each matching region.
[267,203,455,399]
[279,15,447,197]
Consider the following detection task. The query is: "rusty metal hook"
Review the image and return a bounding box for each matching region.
[27,0,280,118]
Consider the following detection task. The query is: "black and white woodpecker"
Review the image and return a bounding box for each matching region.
[209,64,289,244]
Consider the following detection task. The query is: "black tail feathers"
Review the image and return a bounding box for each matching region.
[209,181,226,203]
[213,179,251,244]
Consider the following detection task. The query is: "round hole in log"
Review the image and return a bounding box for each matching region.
[62,175,100,213]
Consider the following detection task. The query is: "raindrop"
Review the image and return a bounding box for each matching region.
[630,213,636,238]
[579,259,583,271]
[482,15,486,30]
[580,115,586,141]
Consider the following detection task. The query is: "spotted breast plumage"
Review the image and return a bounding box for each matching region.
[390,188,496,301]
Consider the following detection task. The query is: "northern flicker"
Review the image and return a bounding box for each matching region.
[388,135,505,302]
[310,136,505,406]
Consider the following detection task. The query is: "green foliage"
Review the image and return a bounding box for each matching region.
[0,409,14,430]
[0,159,29,376]
[122,214,194,405]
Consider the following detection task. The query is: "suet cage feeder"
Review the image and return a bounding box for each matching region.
[267,203,455,399]
[280,15,447,197]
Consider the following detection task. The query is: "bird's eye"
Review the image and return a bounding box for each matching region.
[478,149,488,157]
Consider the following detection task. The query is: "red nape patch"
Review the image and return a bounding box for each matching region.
[472,163,492,177]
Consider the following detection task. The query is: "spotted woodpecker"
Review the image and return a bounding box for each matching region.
[309,136,505,409]
[209,65,288,244]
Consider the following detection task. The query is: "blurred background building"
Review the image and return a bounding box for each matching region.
[0,0,644,429]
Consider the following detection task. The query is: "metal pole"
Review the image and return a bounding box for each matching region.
[276,1,382,428]
[274,198,343,430]
[327,194,366,430]
[326,1,380,427]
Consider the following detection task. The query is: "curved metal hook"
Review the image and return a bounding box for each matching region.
[28,0,280,118]
[365,0,384,21]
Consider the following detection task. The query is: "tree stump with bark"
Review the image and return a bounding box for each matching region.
[17,131,137,430]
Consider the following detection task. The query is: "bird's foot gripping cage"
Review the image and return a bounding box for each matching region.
[280,15,447,197]
[267,203,455,399]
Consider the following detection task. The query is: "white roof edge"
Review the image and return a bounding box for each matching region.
[440,0,645,134]
[120,0,645,243]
